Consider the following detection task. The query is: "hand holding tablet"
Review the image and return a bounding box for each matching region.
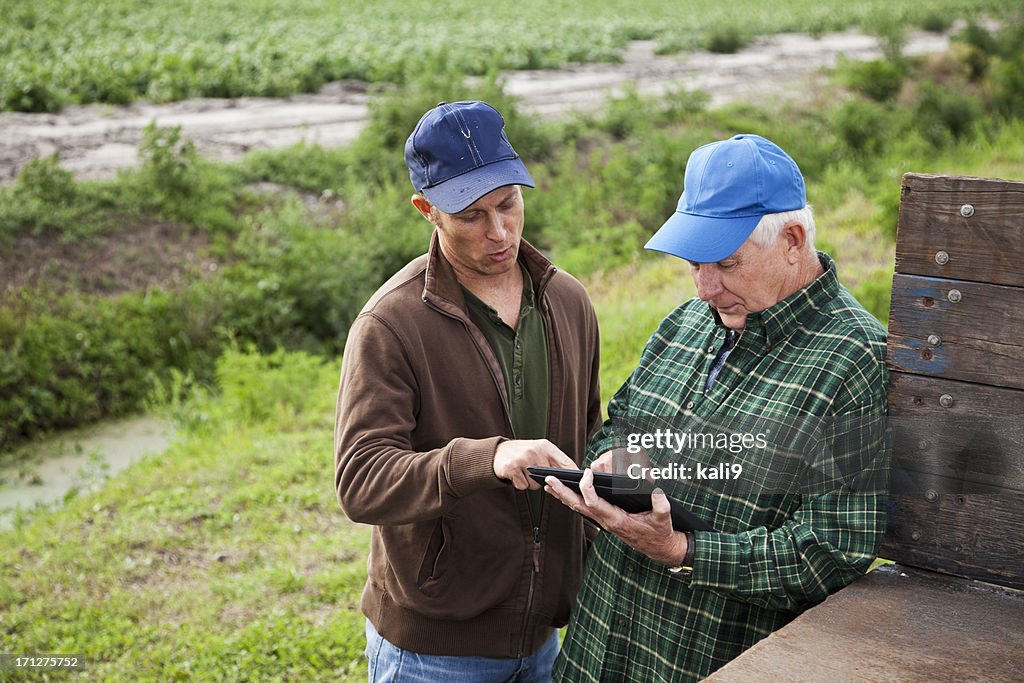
[528,466,716,532]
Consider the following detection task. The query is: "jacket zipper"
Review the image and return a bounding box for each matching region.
[432,305,540,655]
[517,291,553,657]
[518,524,542,657]
[424,265,555,659]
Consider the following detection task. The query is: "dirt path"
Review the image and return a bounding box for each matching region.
[0,29,953,184]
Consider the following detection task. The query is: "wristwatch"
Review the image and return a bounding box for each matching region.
[668,531,695,575]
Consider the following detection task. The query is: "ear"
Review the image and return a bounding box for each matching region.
[781,221,807,264]
[411,194,435,223]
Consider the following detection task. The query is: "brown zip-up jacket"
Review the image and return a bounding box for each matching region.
[334,232,602,658]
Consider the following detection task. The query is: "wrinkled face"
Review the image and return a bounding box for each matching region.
[432,185,525,280]
[688,235,791,330]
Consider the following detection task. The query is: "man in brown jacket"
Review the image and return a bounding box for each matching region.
[334,100,602,681]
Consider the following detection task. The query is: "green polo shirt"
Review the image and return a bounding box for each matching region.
[463,265,550,523]
[462,265,550,440]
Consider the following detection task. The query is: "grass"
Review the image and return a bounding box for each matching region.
[0,351,369,681]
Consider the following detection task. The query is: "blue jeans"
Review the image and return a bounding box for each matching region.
[365,619,558,682]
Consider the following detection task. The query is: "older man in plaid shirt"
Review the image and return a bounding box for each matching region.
[542,135,890,682]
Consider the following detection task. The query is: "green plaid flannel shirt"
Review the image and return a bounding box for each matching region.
[554,254,890,682]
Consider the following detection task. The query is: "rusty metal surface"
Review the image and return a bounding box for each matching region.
[707,564,1024,682]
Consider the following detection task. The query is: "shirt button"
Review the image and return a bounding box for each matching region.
[708,345,716,353]
[617,617,627,627]
[686,401,695,410]
[515,375,523,386]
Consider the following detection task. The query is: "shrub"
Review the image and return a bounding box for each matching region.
[0,59,66,113]
[914,81,981,145]
[573,85,708,142]
[952,22,998,80]
[873,22,907,65]
[702,26,749,54]
[991,54,1024,121]
[0,156,77,239]
[14,154,77,207]
[838,58,905,102]
[0,290,217,450]
[919,12,953,34]
[125,123,239,232]
[954,22,999,56]
[833,98,891,156]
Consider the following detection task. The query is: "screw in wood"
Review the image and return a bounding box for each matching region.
[960,204,975,218]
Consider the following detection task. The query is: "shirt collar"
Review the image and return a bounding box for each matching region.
[461,262,535,322]
[423,232,553,314]
[710,252,839,347]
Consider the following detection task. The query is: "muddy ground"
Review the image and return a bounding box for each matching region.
[0,29,955,184]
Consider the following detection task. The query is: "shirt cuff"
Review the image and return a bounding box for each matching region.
[689,530,751,591]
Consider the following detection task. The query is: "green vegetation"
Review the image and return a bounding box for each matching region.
[1,0,1016,112]
[2,9,1024,680]
[702,26,752,54]
[4,16,1024,451]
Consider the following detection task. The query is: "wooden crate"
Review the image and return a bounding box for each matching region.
[882,173,1024,590]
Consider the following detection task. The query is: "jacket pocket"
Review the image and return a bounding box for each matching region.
[416,518,449,586]
[381,491,525,620]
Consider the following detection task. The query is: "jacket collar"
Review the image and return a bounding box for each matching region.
[422,231,557,317]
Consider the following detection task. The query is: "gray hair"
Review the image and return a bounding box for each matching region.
[748,205,816,252]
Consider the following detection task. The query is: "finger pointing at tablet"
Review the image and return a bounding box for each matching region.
[494,439,577,490]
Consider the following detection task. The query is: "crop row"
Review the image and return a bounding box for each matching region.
[0,0,1013,112]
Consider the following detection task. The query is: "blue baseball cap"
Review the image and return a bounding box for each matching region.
[405,101,535,214]
[645,134,806,263]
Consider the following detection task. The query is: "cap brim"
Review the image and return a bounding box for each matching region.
[645,211,761,263]
[422,158,535,214]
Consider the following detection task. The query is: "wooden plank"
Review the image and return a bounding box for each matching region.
[707,565,1024,682]
[891,443,1024,494]
[880,493,1024,589]
[887,273,1024,390]
[885,374,1024,492]
[888,372,1024,416]
[895,173,1024,287]
[888,374,1024,492]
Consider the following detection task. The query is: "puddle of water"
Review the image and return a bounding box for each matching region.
[0,415,173,531]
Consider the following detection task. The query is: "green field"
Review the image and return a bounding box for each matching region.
[0,0,1015,112]
[2,3,1024,680]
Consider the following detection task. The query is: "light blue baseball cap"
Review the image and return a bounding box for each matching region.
[645,134,806,263]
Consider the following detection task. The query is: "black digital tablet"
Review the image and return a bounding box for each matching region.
[528,466,716,532]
